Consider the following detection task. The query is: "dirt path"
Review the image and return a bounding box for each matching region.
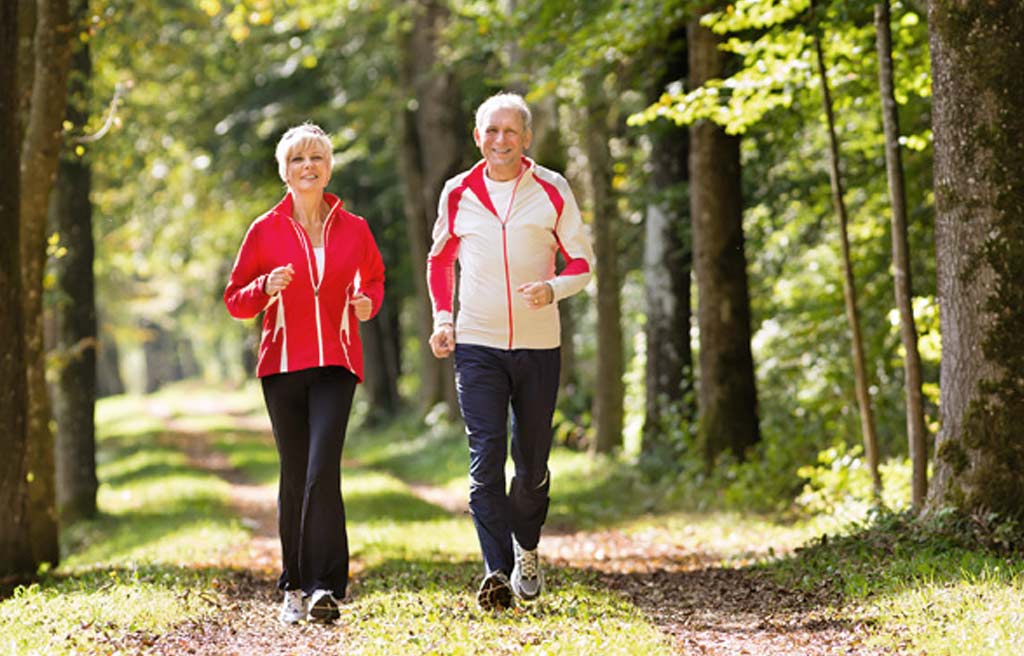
[148,414,886,655]
[401,486,887,656]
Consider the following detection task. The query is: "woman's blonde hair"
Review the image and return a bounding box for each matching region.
[275,122,334,185]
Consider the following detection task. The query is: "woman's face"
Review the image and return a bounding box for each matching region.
[285,144,331,193]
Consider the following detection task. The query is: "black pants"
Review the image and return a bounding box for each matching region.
[261,365,356,597]
[454,344,560,576]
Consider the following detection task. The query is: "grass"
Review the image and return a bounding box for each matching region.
[763,510,1024,655]
[0,386,251,655]
[3,380,1022,654]
[0,383,679,654]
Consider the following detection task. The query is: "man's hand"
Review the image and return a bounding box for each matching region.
[517,281,554,308]
[265,263,295,295]
[430,324,455,358]
[350,291,372,321]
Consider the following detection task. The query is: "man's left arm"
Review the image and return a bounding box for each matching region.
[547,182,594,302]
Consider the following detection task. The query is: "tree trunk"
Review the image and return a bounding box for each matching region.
[19,0,74,570]
[397,0,462,419]
[50,1,97,523]
[584,71,624,455]
[926,0,1024,518]
[642,27,693,455]
[688,17,760,468]
[875,0,929,509]
[360,304,402,425]
[96,323,125,398]
[0,0,35,579]
[813,32,882,496]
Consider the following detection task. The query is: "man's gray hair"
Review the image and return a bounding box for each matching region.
[275,122,334,185]
[475,93,532,132]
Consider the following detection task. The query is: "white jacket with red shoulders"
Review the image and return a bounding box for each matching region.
[427,157,593,350]
[224,192,385,380]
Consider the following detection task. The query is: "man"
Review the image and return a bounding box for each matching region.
[427,92,594,610]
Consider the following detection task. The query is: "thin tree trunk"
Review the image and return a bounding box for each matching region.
[0,0,34,578]
[813,32,882,496]
[397,0,461,419]
[50,2,98,522]
[18,0,74,570]
[360,304,402,425]
[584,71,624,455]
[643,26,693,455]
[689,16,760,468]
[926,0,1024,517]
[874,0,928,509]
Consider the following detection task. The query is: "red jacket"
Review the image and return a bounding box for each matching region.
[224,192,385,380]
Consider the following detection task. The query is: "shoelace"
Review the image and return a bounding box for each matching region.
[285,592,304,612]
[519,550,538,579]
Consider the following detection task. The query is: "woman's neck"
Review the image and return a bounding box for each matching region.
[292,192,325,243]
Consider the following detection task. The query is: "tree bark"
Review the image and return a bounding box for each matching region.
[688,17,760,468]
[50,0,97,523]
[584,71,624,455]
[926,0,1024,518]
[397,0,462,418]
[360,304,402,425]
[0,0,35,578]
[875,0,929,509]
[642,27,693,455]
[813,31,882,496]
[19,0,74,570]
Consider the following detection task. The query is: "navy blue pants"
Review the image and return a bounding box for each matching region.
[261,365,356,598]
[454,344,560,576]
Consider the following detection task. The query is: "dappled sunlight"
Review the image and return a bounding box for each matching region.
[0,566,225,656]
[868,574,1024,654]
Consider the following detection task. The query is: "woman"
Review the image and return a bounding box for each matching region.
[224,123,385,624]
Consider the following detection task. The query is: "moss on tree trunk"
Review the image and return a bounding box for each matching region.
[927,0,1024,518]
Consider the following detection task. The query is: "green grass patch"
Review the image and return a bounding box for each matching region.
[763,510,1024,654]
[1,388,250,654]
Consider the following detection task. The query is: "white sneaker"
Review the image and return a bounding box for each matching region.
[279,589,306,624]
[511,539,543,600]
[308,588,341,623]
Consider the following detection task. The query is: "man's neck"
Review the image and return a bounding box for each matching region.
[485,161,523,182]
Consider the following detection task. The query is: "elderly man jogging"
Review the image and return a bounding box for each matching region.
[427,92,594,611]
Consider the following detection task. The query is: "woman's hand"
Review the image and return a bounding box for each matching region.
[350,291,372,321]
[265,263,294,295]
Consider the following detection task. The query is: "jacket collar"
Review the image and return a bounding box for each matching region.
[466,156,536,217]
[270,191,344,221]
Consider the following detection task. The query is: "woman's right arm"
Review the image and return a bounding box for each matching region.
[224,222,272,319]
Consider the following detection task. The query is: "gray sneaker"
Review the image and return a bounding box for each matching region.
[511,539,543,600]
[279,589,307,625]
[477,570,514,611]
[308,588,341,623]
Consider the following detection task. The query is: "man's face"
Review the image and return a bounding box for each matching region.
[474,107,532,180]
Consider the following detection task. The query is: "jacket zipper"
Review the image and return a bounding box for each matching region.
[289,199,340,368]
[497,170,526,350]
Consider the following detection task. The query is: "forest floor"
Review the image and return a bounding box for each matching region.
[111,401,889,656]
[18,384,1024,654]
